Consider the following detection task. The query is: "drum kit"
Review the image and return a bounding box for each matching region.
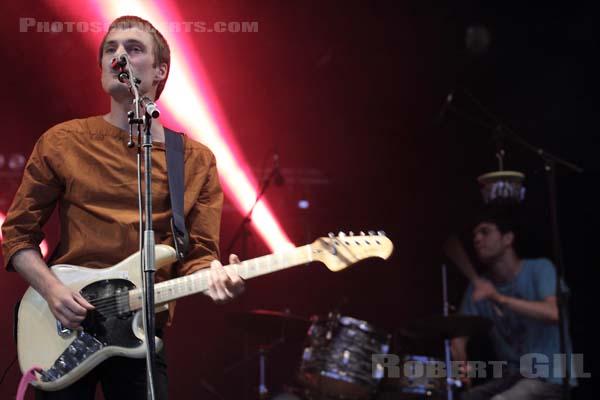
[226,308,491,400]
[226,243,493,400]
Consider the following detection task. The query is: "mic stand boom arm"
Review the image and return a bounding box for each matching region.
[226,164,280,259]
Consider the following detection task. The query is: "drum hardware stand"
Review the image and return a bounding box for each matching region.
[224,337,286,399]
[258,346,268,399]
[441,264,454,400]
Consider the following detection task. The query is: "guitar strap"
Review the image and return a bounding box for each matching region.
[164,127,190,262]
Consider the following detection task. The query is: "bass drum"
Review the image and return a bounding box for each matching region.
[391,355,446,399]
[298,314,391,399]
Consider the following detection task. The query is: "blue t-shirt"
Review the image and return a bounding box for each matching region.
[460,258,575,385]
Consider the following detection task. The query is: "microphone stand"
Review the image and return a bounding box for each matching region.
[447,91,582,400]
[120,58,159,400]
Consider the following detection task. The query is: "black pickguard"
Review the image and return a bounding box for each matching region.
[80,279,142,348]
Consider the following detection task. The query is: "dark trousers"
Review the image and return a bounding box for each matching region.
[460,373,562,400]
[35,346,168,400]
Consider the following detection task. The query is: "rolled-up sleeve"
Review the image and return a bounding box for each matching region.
[178,150,223,276]
[2,131,64,270]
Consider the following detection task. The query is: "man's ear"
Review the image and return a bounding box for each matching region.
[155,62,168,82]
[502,231,515,247]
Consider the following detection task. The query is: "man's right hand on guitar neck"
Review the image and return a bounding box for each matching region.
[12,248,95,329]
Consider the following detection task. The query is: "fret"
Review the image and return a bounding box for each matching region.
[254,257,260,276]
[191,275,197,293]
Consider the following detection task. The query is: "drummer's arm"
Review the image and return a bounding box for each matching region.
[473,278,559,323]
[495,294,558,323]
[451,336,469,362]
[451,336,472,386]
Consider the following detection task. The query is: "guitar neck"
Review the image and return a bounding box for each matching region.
[128,245,313,311]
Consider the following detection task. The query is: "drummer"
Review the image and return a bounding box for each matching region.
[450,207,575,399]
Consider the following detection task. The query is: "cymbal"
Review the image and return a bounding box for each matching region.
[399,315,492,339]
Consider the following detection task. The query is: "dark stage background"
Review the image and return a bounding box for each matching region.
[0,1,596,399]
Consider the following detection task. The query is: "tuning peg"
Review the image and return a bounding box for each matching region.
[349,231,354,236]
[338,231,346,237]
[328,232,335,238]
[368,230,376,235]
[377,230,386,236]
[360,231,365,236]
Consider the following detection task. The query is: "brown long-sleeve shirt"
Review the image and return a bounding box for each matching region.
[2,116,223,283]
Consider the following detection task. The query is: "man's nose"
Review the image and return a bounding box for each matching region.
[115,44,127,55]
[110,46,128,69]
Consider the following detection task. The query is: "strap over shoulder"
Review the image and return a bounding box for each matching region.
[164,128,190,262]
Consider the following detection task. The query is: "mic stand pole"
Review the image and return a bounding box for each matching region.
[226,165,279,258]
[448,96,582,400]
[122,64,158,400]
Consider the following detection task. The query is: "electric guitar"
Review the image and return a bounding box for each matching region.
[17,231,393,391]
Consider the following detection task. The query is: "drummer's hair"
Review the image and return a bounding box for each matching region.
[471,205,521,239]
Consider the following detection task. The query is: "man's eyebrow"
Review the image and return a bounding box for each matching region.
[474,225,491,233]
[104,39,146,47]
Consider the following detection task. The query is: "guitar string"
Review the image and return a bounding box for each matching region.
[91,284,206,317]
[81,250,306,318]
[87,262,259,317]
[71,243,359,312]
[88,260,261,317]
[85,252,299,310]
[88,274,210,316]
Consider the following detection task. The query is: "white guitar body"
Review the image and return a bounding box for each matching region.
[17,245,177,391]
[17,233,393,392]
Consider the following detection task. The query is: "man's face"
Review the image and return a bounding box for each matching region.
[100,27,167,101]
[472,222,512,264]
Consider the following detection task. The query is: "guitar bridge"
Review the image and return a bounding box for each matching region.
[39,331,104,382]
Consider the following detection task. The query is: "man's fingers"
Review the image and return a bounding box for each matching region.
[224,268,245,295]
[205,268,217,298]
[216,269,234,299]
[73,292,95,310]
[213,262,234,297]
[204,259,245,303]
[207,262,231,301]
[56,306,85,329]
[64,296,88,316]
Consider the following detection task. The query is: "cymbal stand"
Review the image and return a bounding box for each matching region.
[224,337,285,399]
[442,264,453,400]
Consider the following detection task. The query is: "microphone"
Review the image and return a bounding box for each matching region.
[140,96,161,119]
[111,54,128,70]
[273,154,284,186]
[111,54,130,83]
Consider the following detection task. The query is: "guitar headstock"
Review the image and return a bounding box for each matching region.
[310,231,394,272]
